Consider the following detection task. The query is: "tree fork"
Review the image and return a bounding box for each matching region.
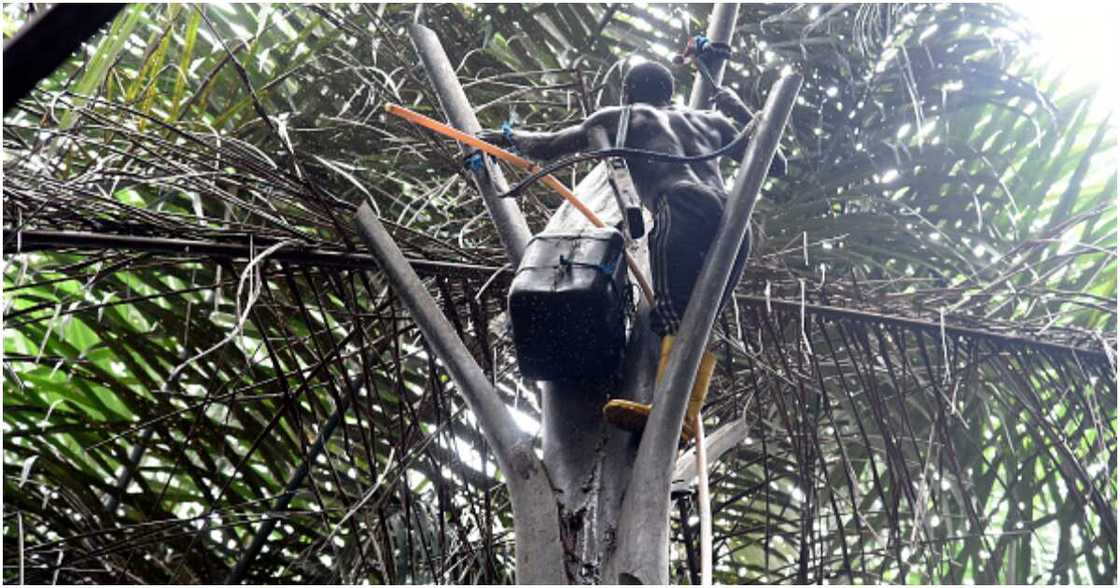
[354,203,566,583]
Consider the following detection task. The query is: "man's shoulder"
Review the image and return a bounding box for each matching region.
[598,103,728,132]
[627,103,682,114]
[623,103,696,123]
[632,102,723,119]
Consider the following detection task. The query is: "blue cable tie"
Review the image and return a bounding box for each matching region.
[694,34,710,53]
[464,151,485,172]
[501,121,518,153]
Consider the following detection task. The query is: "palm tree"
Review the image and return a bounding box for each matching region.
[3,3,1114,584]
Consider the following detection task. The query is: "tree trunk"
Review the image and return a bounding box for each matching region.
[537,161,658,582]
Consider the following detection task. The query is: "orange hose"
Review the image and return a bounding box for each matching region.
[386,104,605,230]
[385,103,655,304]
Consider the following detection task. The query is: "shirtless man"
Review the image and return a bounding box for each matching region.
[485,61,785,440]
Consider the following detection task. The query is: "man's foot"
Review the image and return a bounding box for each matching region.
[602,399,697,442]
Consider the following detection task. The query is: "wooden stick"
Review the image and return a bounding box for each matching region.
[385,102,655,304]
[695,416,712,585]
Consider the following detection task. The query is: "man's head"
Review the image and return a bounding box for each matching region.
[623,61,674,106]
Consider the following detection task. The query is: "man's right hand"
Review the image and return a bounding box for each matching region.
[712,87,742,107]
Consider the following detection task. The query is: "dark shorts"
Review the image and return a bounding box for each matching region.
[648,182,751,337]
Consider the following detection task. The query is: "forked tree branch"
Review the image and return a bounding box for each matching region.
[355,203,566,584]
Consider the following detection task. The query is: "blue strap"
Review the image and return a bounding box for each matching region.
[694,34,731,59]
[556,254,615,275]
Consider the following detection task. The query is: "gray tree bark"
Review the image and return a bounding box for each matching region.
[538,156,657,582]
[608,73,803,584]
[361,25,569,584]
[602,5,742,582]
[688,4,740,108]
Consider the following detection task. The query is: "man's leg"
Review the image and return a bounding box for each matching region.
[604,187,724,443]
[648,189,724,337]
[719,224,752,311]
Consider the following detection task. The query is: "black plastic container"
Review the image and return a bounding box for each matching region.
[508,228,627,381]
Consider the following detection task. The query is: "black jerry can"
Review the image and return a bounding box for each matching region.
[508,228,627,381]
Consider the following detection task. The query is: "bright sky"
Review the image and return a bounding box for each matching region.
[1014,0,1119,115]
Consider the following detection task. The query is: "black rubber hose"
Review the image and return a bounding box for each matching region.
[500,119,754,199]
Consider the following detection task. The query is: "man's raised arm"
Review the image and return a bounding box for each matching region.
[712,88,787,177]
[480,108,621,161]
[713,87,754,128]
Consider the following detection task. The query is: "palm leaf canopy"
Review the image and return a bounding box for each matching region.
[3,3,1115,584]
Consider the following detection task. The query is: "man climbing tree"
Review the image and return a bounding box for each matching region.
[484,61,787,441]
